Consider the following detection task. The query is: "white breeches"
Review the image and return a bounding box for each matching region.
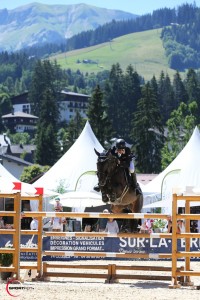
[129,160,135,173]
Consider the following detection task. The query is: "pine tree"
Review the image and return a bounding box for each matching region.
[123,65,142,141]
[35,87,61,166]
[172,71,188,107]
[87,85,113,146]
[64,111,86,150]
[104,63,124,137]
[29,59,67,165]
[131,82,164,173]
[158,72,174,123]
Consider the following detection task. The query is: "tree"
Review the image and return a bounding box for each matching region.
[161,101,198,169]
[34,87,61,165]
[131,82,164,173]
[87,85,113,145]
[158,72,174,123]
[62,111,86,151]
[122,65,142,141]
[29,60,66,165]
[20,164,50,183]
[8,132,32,145]
[104,63,125,137]
[172,71,188,107]
[184,69,200,104]
[28,59,67,116]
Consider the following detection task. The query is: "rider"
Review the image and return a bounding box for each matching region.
[94,138,139,198]
[111,138,138,191]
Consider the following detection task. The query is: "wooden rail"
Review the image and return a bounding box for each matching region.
[170,193,200,288]
[1,191,200,288]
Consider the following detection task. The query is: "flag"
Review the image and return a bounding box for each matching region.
[35,187,44,195]
[13,182,22,190]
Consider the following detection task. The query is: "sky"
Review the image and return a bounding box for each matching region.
[0,0,200,15]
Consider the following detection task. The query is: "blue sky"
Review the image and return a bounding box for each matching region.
[0,1,200,15]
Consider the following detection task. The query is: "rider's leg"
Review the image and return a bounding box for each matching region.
[130,172,142,195]
[130,172,137,190]
[129,160,137,190]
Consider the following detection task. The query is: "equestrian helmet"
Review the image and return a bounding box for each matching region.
[116,138,126,149]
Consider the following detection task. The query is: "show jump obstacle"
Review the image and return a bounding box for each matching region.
[1,192,200,288]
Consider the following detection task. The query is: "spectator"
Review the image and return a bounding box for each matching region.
[190,221,198,233]
[167,215,172,233]
[105,216,119,234]
[51,208,63,232]
[54,197,63,212]
[30,217,38,230]
[96,209,109,232]
[0,216,5,228]
[177,219,185,233]
[84,224,92,232]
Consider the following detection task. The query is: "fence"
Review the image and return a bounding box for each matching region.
[1,192,200,288]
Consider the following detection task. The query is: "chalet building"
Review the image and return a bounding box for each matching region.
[2,111,38,134]
[10,90,90,124]
[11,92,30,114]
[60,90,89,122]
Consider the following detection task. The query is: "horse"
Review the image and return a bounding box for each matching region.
[94,149,143,232]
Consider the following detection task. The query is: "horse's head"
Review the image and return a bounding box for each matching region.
[94,148,118,187]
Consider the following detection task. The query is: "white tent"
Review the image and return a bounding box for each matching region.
[34,121,104,193]
[142,126,200,212]
[0,161,59,211]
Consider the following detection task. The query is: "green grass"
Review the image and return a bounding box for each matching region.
[51,28,182,81]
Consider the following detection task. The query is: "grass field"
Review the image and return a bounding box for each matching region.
[51,28,182,81]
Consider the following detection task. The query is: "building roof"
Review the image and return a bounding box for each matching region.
[2,111,38,119]
[11,92,29,105]
[9,145,36,155]
[61,90,90,98]
[1,153,33,166]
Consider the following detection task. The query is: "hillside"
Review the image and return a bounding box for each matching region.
[0,2,137,51]
[51,28,180,81]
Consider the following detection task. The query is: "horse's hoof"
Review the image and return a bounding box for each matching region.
[110,198,116,202]
[102,199,109,203]
[102,195,109,203]
[109,194,116,202]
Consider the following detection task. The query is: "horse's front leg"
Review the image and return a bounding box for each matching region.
[109,191,116,202]
[100,187,109,203]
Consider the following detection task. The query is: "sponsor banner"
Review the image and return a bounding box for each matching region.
[1,235,200,261]
[0,234,38,261]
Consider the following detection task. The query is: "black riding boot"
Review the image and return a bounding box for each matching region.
[93,184,100,192]
[130,173,137,190]
[131,173,142,195]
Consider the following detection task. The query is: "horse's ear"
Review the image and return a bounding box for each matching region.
[94,148,100,157]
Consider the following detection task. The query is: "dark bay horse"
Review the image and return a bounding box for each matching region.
[95,149,143,232]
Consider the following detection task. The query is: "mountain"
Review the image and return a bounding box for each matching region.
[51,28,178,82]
[0,2,137,51]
